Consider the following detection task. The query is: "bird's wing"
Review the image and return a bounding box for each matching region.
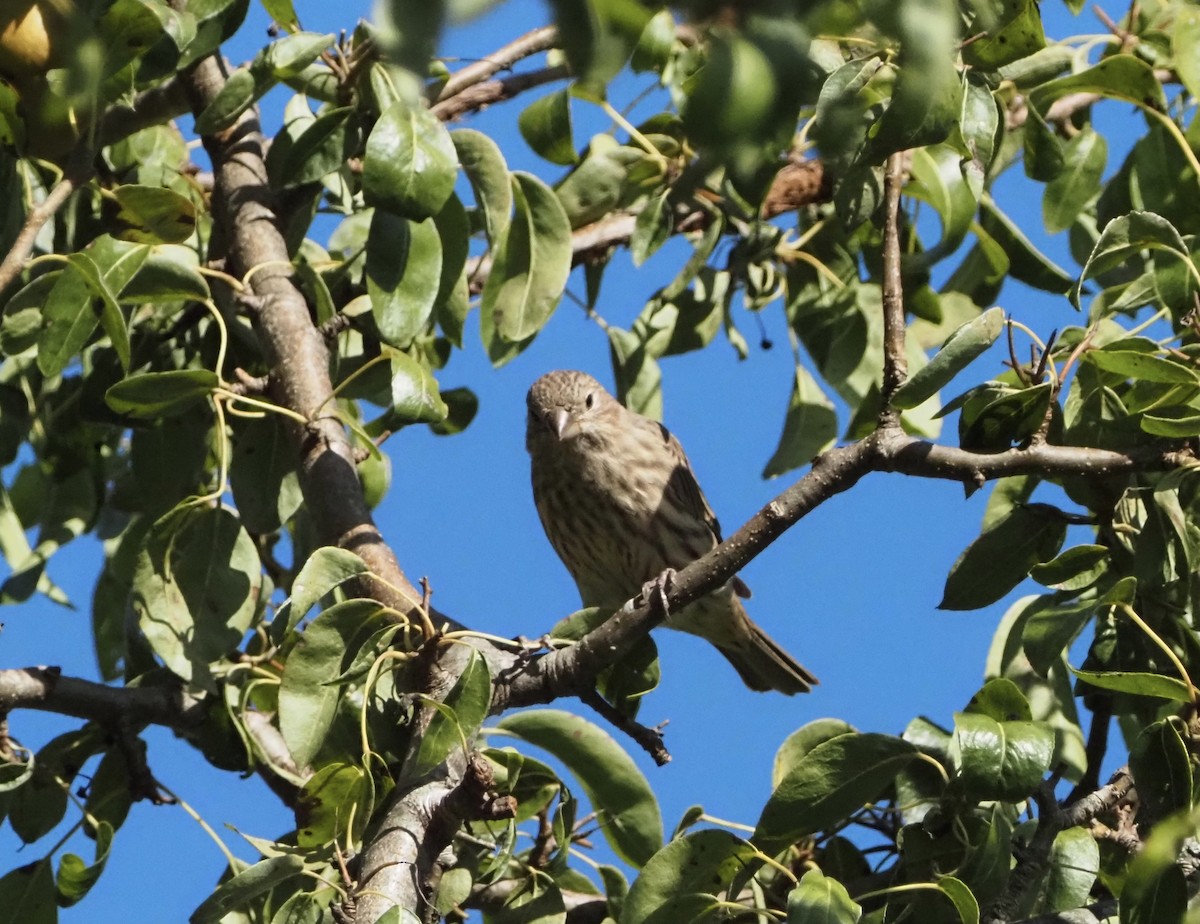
[656,419,753,599]
[654,421,722,536]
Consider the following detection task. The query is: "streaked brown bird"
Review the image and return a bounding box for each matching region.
[526,369,816,695]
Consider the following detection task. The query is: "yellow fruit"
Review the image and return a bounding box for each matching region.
[0,1,66,77]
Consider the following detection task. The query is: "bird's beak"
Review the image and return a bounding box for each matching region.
[551,407,579,440]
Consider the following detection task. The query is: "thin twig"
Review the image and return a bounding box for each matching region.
[432,64,571,121]
[880,151,908,414]
[579,689,671,766]
[432,25,560,103]
[0,158,92,295]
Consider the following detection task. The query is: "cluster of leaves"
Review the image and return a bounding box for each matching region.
[2,0,1200,921]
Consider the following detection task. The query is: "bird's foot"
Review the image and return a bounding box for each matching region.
[627,568,677,617]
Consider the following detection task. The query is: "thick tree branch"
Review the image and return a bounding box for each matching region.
[984,768,1134,924]
[0,667,205,730]
[353,646,497,922]
[96,75,191,148]
[175,44,438,627]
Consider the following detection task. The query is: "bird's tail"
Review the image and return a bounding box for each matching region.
[717,605,817,696]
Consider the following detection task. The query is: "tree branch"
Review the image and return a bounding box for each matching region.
[175,41,439,627]
[0,667,205,730]
[983,768,1134,924]
[431,64,571,122]
[879,151,908,411]
[432,25,560,103]
[492,431,1190,711]
[0,153,92,296]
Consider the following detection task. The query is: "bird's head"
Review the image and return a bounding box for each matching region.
[526,370,618,446]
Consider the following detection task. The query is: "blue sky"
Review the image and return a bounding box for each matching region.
[0,0,1142,919]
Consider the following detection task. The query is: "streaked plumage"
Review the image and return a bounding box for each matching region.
[526,369,815,695]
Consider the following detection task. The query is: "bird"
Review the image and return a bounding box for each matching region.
[525,369,816,695]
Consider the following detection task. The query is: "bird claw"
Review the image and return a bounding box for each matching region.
[628,568,676,617]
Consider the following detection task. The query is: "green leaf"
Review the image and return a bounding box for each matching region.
[189,855,305,924]
[1035,827,1098,915]
[630,189,672,267]
[105,185,197,244]
[906,144,980,266]
[132,506,263,690]
[278,598,385,768]
[9,730,105,843]
[295,762,373,848]
[131,409,212,517]
[497,709,663,867]
[431,193,469,339]
[772,719,858,789]
[555,139,627,228]
[785,868,862,923]
[979,198,1073,294]
[37,265,101,377]
[1030,55,1166,114]
[1069,667,1192,702]
[547,0,652,99]
[1022,598,1095,676]
[518,88,577,165]
[261,0,298,31]
[451,128,512,246]
[414,650,492,774]
[961,0,1045,69]
[1142,408,1200,437]
[949,711,1054,801]
[1071,211,1191,309]
[363,100,457,220]
[964,677,1032,722]
[105,370,218,419]
[55,821,112,906]
[194,66,263,134]
[389,351,448,425]
[683,31,778,149]
[121,245,210,301]
[1029,544,1108,591]
[1174,6,1200,102]
[936,876,979,924]
[893,307,1004,410]
[276,107,352,187]
[940,506,1067,610]
[274,547,369,641]
[755,732,918,848]
[481,171,572,343]
[619,829,758,924]
[0,862,56,924]
[1119,808,1194,923]
[366,211,442,348]
[1084,349,1198,384]
[1132,719,1193,826]
[1044,127,1106,234]
[762,365,837,478]
[631,9,675,72]
[230,414,303,533]
[66,252,130,373]
[267,31,333,78]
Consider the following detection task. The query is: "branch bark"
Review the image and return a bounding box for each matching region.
[0,667,205,729]
[0,153,92,296]
[176,47,434,626]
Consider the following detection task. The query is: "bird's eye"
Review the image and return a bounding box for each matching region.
[585,392,595,410]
